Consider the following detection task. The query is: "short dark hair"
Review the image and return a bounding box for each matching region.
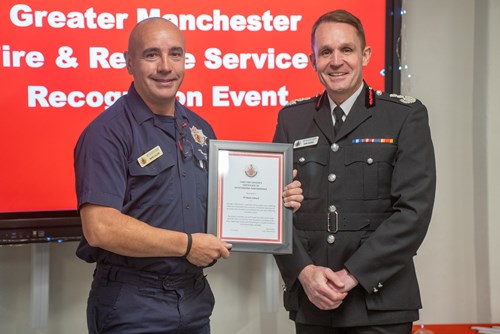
[310,10,366,52]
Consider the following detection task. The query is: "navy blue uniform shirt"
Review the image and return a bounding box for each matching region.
[74,83,215,274]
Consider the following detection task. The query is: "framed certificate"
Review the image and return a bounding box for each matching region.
[207,140,293,254]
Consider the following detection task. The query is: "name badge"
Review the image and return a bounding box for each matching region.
[293,136,319,149]
[137,145,163,167]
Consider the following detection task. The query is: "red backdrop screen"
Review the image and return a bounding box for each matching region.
[0,0,387,213]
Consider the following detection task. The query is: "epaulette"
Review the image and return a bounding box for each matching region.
[284,94,319,108]
[376,90,420,106]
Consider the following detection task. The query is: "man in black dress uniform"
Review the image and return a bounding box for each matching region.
[273,9,436,334]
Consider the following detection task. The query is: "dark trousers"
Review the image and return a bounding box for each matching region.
[295,322,413,334]
[87,265,214,334]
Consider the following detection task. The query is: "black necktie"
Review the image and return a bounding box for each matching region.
[333,106,344,135]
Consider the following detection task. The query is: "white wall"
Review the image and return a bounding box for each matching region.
[1,1,499,332]
[0,243,91,334]
[403,0,500,323]
[484,0,500,320]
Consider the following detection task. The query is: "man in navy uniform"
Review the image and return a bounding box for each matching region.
[74,18,303,333]
[273,9,436,334]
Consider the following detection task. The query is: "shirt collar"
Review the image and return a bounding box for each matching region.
[126,83,190,125]
[327,82,365,118]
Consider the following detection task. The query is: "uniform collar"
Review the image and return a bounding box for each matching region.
[126,83,191,125]
[327,82,365,118]
[314,82,375,141]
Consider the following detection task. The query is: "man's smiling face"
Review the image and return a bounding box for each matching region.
[310,22,371,105]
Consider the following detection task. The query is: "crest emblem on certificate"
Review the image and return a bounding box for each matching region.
[245,164,258,177]
[190,126,207,146]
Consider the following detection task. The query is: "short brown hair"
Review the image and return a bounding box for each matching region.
[310,10,366,52]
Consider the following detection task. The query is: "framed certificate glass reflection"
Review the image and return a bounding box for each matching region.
[207,140,293,254]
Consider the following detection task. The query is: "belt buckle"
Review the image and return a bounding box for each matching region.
[327,210,339,233]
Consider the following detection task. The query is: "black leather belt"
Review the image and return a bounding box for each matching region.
[95,264,204,290]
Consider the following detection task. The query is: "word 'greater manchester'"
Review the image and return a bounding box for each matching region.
[10,5,302,32]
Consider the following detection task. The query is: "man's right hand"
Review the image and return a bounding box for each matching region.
[298,264,347,310]
[186,233,232,267]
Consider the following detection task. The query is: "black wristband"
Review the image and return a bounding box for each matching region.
[183,233,192,257]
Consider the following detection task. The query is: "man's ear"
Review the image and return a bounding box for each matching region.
[309,53,317,71]
[124,51,133,74]
[362,46,372,67]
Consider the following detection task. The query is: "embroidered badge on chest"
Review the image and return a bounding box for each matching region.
[190,126,207,146]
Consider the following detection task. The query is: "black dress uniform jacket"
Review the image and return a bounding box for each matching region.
[273,84,436,327]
